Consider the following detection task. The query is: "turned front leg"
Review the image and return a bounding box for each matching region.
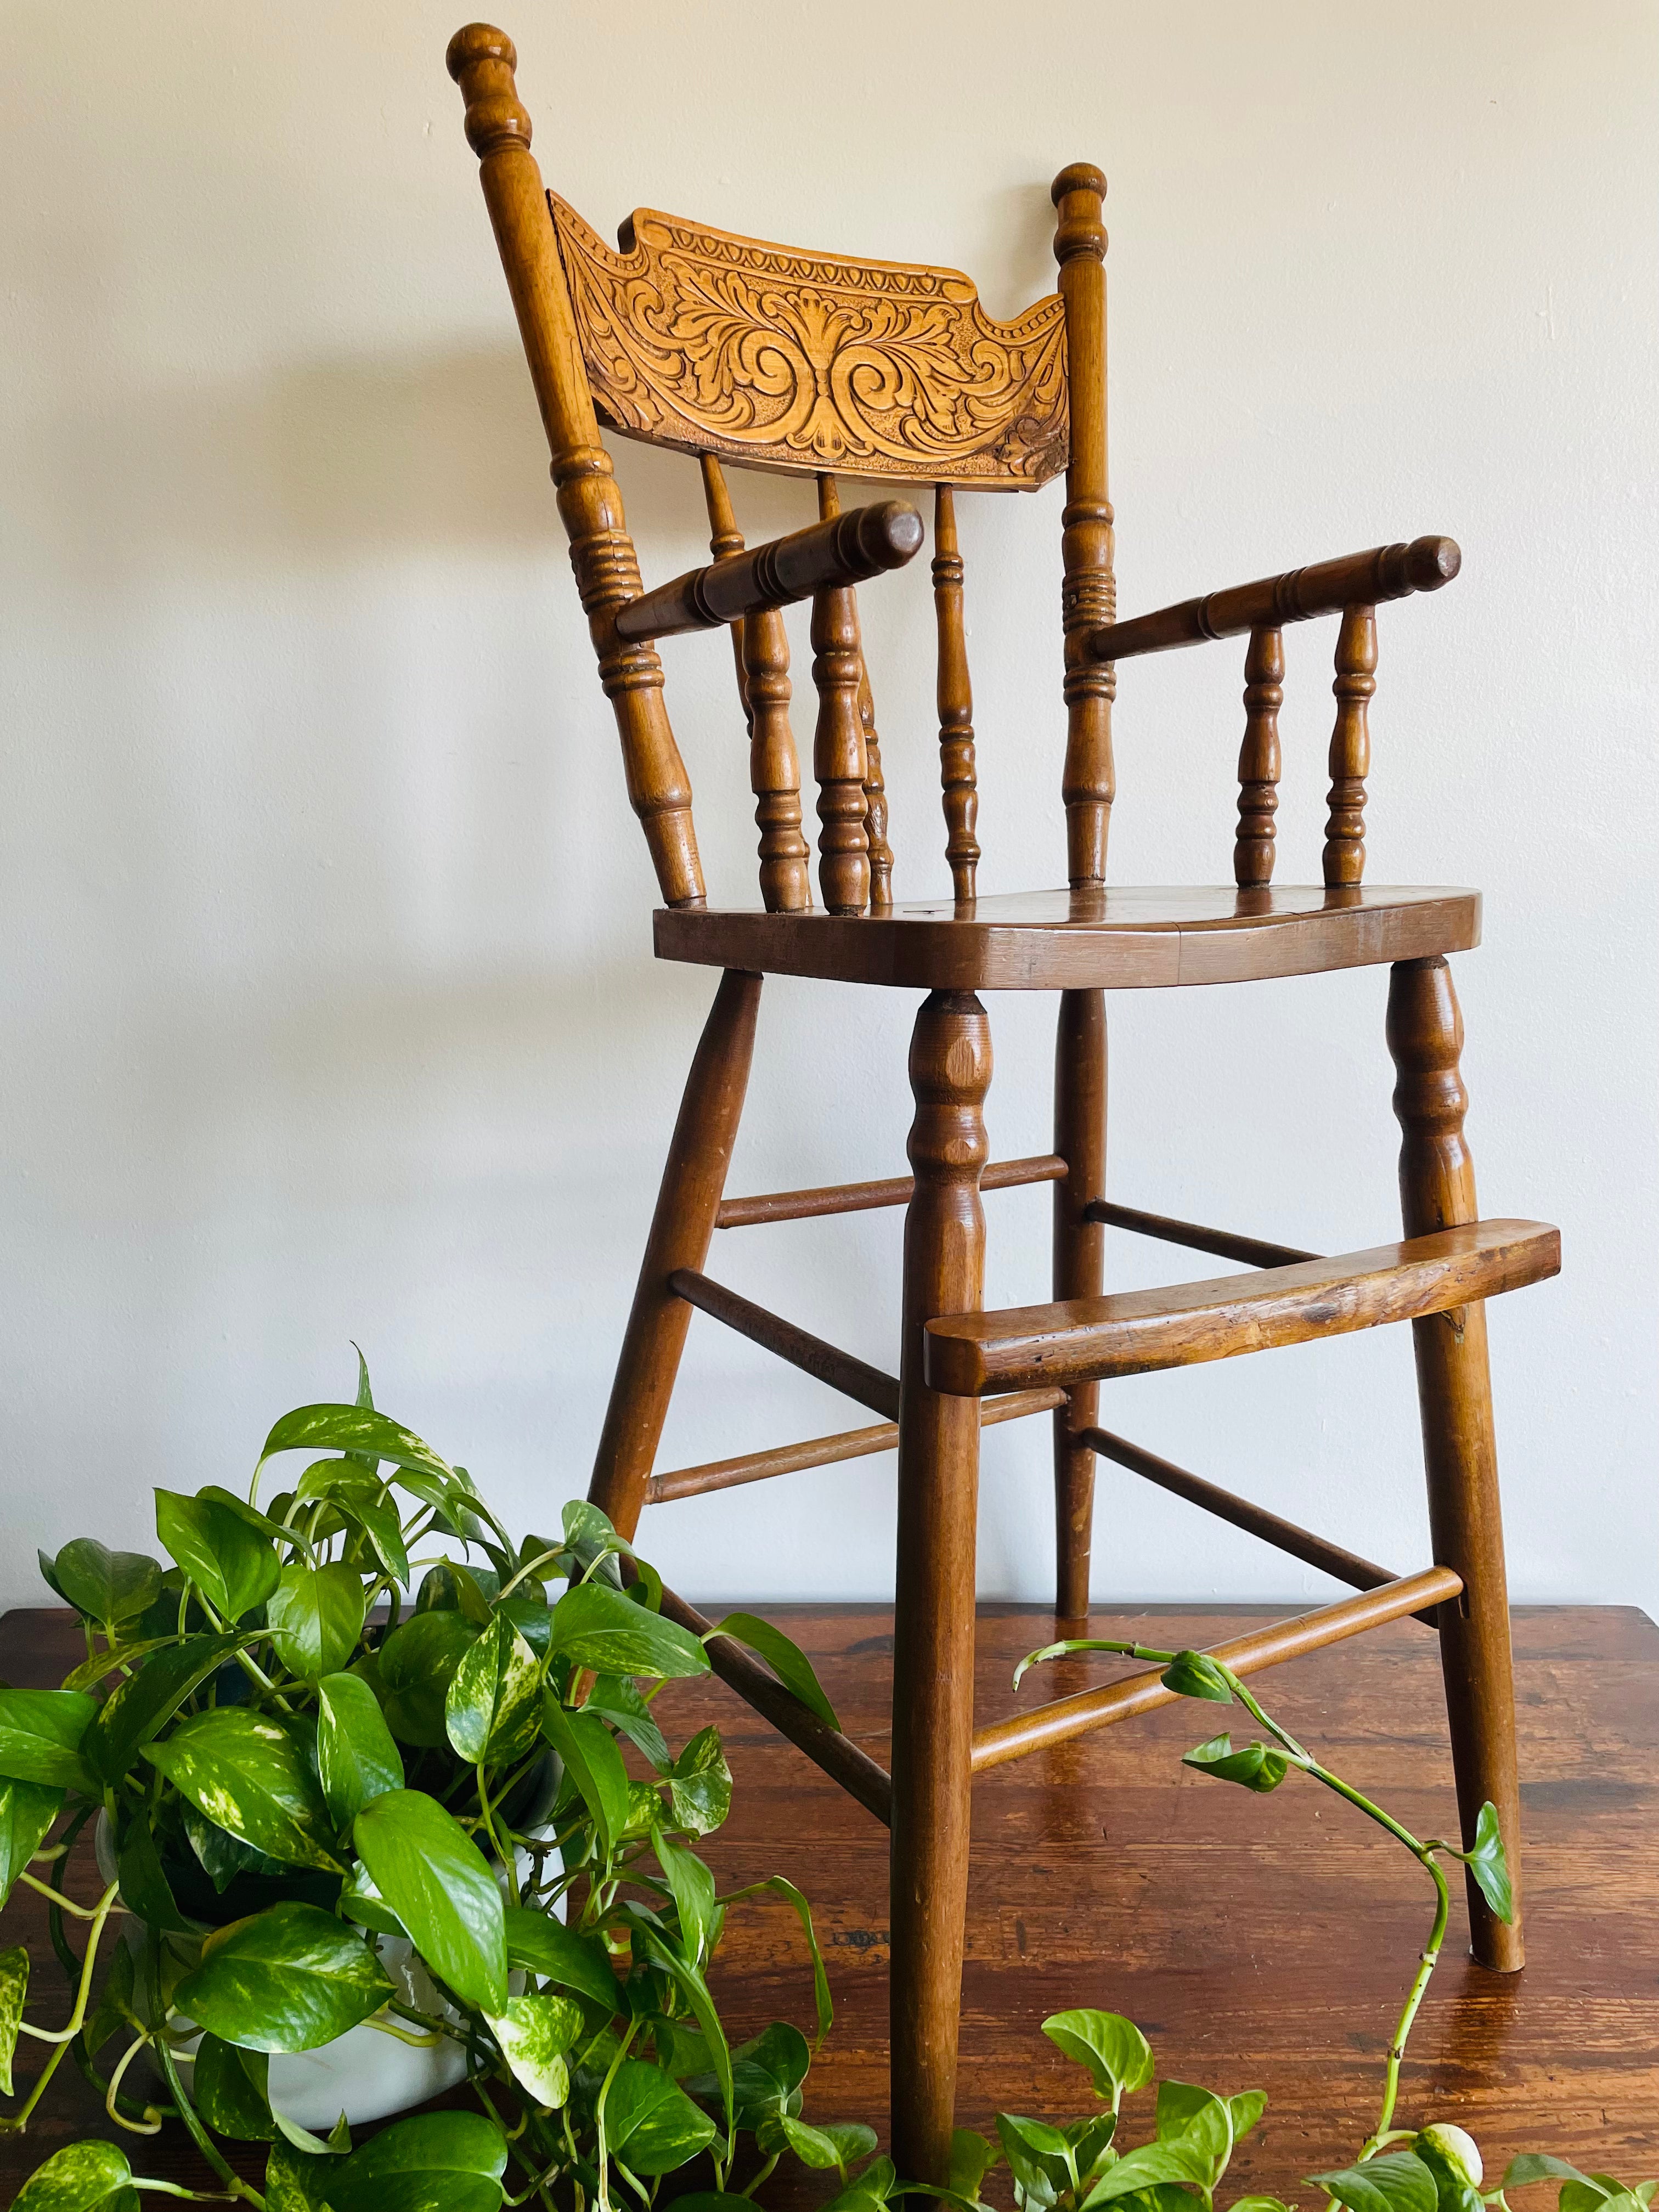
[1387,956,1525,1971]
[890,991,991,2186]
[1053,990,1107,1618]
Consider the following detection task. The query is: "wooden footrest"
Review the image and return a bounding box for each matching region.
[923,1217,1560,1396]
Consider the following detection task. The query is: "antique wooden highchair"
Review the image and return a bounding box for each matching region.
[446,25,1559,2182]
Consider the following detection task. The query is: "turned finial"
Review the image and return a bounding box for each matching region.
[1051,162,1108,264]
[446,23,532,157]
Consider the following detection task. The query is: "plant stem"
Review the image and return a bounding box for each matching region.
[106,2033,163,2132]
[17,1871,123,1922]
[144,1936,264,2209]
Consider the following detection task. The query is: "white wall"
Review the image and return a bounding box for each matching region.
[3,0,1655,1616]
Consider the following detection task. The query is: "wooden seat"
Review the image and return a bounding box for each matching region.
[446,26,1559,2190]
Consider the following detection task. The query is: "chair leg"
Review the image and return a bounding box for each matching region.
[890,990,991,2188]
[1387,955,1525,1972]
[588,968,763,1543]
[1052,989,1107,1620]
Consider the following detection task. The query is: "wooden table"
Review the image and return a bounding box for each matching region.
[2,1602,1655,2201]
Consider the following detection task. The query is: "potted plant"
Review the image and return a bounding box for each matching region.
[0,1360,878,2212]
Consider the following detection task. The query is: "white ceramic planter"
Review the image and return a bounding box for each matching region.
[95,1814,561,2131]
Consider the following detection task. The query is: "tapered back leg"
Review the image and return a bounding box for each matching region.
[1387,955,1525,1970]
[1053,989,1108,1619]
[589,968,763,1541]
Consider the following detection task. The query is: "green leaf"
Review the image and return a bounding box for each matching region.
[323,2110,508,2212]
[1156,2078,1233,2179]
[655,1829,718,1968]
[823,2156,898,2212]
[83,1937,137,2061]
[1069,2112,1119,2190]
[757,2113,873,2175]
[117,1815,193,1931]
[1502,2161,1600,2195]
[560,1499,630,1584]
[605,2055,720,2174]
[330,1481,410,1589]
[258,1406,455,1492]
[336,1861,407,1939]
[709,1613,839,1730]
[996,2113,1070,2207]
[0,1943,28,2096]
[1183,1733,1289,1793]
[1160,1650,1235,1705]
[0,1778,62,1909]
[265,2136,345,2212]
[0,1688,97,1792]
[1081,2139,1215,2208]
[1307,2153,1440,2212]
[62,1636,181,1697]
[353,1789,507,2012]
[13,2142,134,2212]
[144,1709,342,1872]
[50,1543,163,1628]
[82,1634,240,1784]
[193,2033,276,2140]
[266,1564,366,1682]
[543,1699,630,1856]
[951,2128,1002,2203]
[1228,2092,1268,2147]
[1231,2199,1297,2212]
[550,1582,710,1679]
[446,1613,542,1765]
[665,1724,732,1837]
[725,2020,810,2123]
[183,1801,286,1893]
[623,1907,735,2149]
[502,1904,622,2011]
[582,1674,669,1768]
[752,1875,833,2047]
[176,1901,392,2052]
[1451,1801,1515,1926]
[155,1490,280,1622]
[316,1672,403,1828]
[484,1989,583,2108]
[376,1610,480,1748]
[1042,2009,1155,2107]
[416,1562,494,1626]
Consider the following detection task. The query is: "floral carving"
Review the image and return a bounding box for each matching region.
[549,196,1070,488]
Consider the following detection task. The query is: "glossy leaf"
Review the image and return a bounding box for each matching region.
[376,1610,479,1748]
[0,1688,97,1792]
[543,1699,629,1857]
[996,2113,1069,2207]
[1160,1649,1236,1705]
[193,2033,276,2141]
[757,2113,873,2175]
[0,1778,62,1909]
[154,1491,279,1623]
[323,2110,508,2212]
[83,1934,137,2061]
[316,1671,403,1829]
[264,2136,345,2212]
[337,1861,408,1940]
[624,1908,734,2146]
[1502,2160,1601,2194]
[0,1943,28,2096]
[176,1903,392,2052]
[1156,2078,1233,2176]
[1183,1732,1289,1793]
[1453,1801,1515,1926]
[823,2155,898,2212]
[183,1801,285,1893]
[1080,2138,1216,2207]
[330,1480,410,1589]
[1228,2092,1268,2146]
[144,1709,342,1872]
[1042,2009,1155,2107]
[501,1904,622,2011]
[353,1789,507,2012]
[1307,2153,1440,2212]
[726,2021,811,2121]
[445,1613,541,1765]
[655,1829,718,1969]
[117,1815,193,1931]
[266,1564,366,1683]
[582,1673,668,1768]
[550,1582,709,1679]
[747,1875,831,2047]
[82,1634,239,1784]
[560,1498,630,1584]
[951,2128,1002,2203]
[257,1405,454,1492]
[12,2142,134,2212]
[665,1724,732,1837]
[604,2055,719,2174]
[484,1989,583,2108]
[709,1613,840,1731]
[50,1543,162,1628]
[270,2108,353,2161]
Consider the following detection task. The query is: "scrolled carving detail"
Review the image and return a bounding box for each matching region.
[548,196,1070,487]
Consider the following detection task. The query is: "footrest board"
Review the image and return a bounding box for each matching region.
[923,1217,1560,1397]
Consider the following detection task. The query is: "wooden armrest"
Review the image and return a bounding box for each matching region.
[1085,534,1460,664]
[614,500,924,642]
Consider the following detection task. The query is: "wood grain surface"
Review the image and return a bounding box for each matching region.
[3,1601,1654,2201]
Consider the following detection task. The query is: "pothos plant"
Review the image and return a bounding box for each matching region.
[0,1359,879,2212]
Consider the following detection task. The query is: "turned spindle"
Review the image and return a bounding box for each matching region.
[933,486,981,903]
[811,473,872,915]
[699,455,751,729]
[1234,625,1284,887]
[1323,603,1376,887]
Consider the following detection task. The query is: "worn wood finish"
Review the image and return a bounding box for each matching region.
[1324,605,1377,888]
[810,477,895,912]
[445,27,704,908]
[548,195,1071,487]
[656,883,1482,992]
[1389,957,1526,1973]
[812,476,874,917]
[890,992,992,2188]
[1052,991,1107,1618]
[648,1389,1068,1504]
[588,968,761,1538]
[716,1155,1066,1231]
[1086,1198,1318,1271]
[1052,165,1116,887]
[932,486,981,903]
[617,500,923,642]
[969,1570,1463,1773]
[1235,625,1284,888]
[923,1219,1561,1398]
[7,1602,1655,2200]
[698,453,751,721]
[1087,537,1460,664]
[669,1268,901,1421]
